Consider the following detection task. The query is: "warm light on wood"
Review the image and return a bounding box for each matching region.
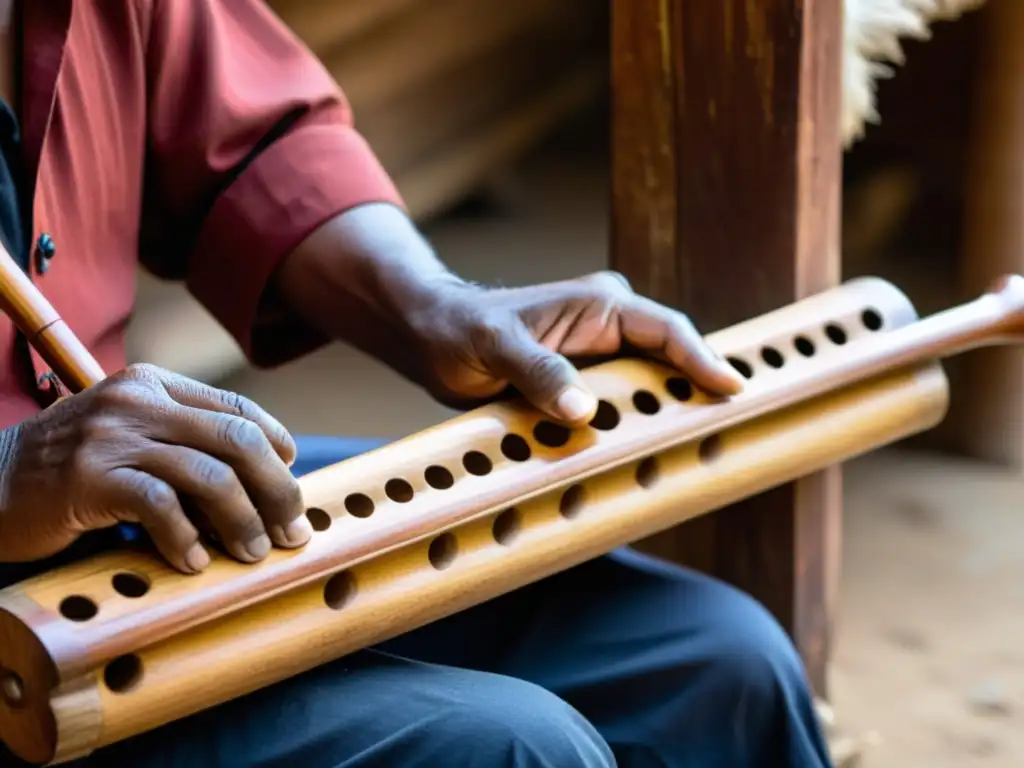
[0,244,104,393]
[0,273,1023,763]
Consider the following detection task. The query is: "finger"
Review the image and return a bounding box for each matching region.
[104,467,209,574]
[134,444,280,563]
[479,319,598,426]
[152,405,310,549]
[154,372,297,466]
[620,296,746,395]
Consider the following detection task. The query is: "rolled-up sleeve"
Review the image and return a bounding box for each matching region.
[140,0,403,366]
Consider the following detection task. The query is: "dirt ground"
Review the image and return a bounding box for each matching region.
[835,450,1024,767]
[205,130,1024,767]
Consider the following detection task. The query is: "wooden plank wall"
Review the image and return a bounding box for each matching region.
[268,0,608,220]
[609,0,843,694]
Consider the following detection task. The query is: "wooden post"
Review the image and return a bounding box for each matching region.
[609,0,843,695]
[955,0,1024,469]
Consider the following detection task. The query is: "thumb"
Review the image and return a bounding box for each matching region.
[481,320,598,426]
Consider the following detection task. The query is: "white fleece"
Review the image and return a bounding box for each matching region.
[843,0,986,146]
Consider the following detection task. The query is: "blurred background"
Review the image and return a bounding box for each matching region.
[126,2,1024,765]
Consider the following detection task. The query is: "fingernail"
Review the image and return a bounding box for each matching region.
[557,386,597,422]
[270,516,312,547]
[282,438,297,468]
[245,534,272,560]
[718,362,747,392]
[185,542,211,572]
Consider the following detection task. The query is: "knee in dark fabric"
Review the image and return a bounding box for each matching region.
[605,548,813,707]
[428,676,616,768]
[693,582,814,715]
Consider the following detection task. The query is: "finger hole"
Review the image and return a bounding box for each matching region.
[306,507,332,531]
[589,400,620,431]
[726,357,754,379]
[533,420,572,448]
[59,595,98,622]
[500,434,531,462]
[631,390,661,415]
[794,336,816,357]
[424,465,455,490]
[666,378,693,401]
[112,572,150,599]
[385,478,414,504]
[345,493,375,518]
[462,451,493,476]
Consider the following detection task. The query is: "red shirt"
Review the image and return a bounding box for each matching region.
[1,0,402,428]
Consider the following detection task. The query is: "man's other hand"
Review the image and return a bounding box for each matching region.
[405,270,747,425]
[0,364,308,574]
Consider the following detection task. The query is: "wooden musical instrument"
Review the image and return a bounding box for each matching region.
[0,245,105,392]
[0,235,1022,764]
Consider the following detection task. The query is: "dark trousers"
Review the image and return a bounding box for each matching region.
[1,436,833,767]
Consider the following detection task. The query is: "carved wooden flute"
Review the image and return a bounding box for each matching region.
[0,243,105,391]
[0,235,1022,763]
[6,272,1023,682]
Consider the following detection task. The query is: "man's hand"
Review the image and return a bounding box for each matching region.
[0,364,309,573]
[276,204,745,426]
[402,271,746,425]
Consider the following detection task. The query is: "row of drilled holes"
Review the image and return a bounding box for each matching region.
[318,307,883,612]
[725,308,882,379]
[320,425,726,610]
[321,307,882,524]
[70,310,883,695]
[59,308,881,625]
[321,452,665,613]
[81,390,680,695]
[92,437,716,696]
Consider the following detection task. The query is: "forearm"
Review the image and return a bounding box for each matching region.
[272,203,463,382]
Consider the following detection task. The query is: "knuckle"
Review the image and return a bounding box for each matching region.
[221,389,255,419]
[524,353,567,389]
[95,372,161,412]
[237,515,267,542]
[585,270,632,295]
[121,362,163,383]
[80,412,123,444]
[133,476,178,516]
[467,313,506,355]
[93,379,137,409]
[192,458,236,494]
[668,312,698,338]
[68,449,101,481]
[276,479,304,513]
[219,416,267,454]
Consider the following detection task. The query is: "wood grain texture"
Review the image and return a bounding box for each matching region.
[85,364,948,756]
[955,0,1024,468]
[9,271,1024,762]
[12,360,951,763]
[609,0,843,693]
[3,277,922,684]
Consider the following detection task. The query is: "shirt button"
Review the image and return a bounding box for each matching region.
[35,233,55,274]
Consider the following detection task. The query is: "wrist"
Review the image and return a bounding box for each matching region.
[273,203,466,359]
[356,227,465,334]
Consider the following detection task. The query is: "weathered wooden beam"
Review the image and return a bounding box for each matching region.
[609,0,843,694]
[955,0,1024,469]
